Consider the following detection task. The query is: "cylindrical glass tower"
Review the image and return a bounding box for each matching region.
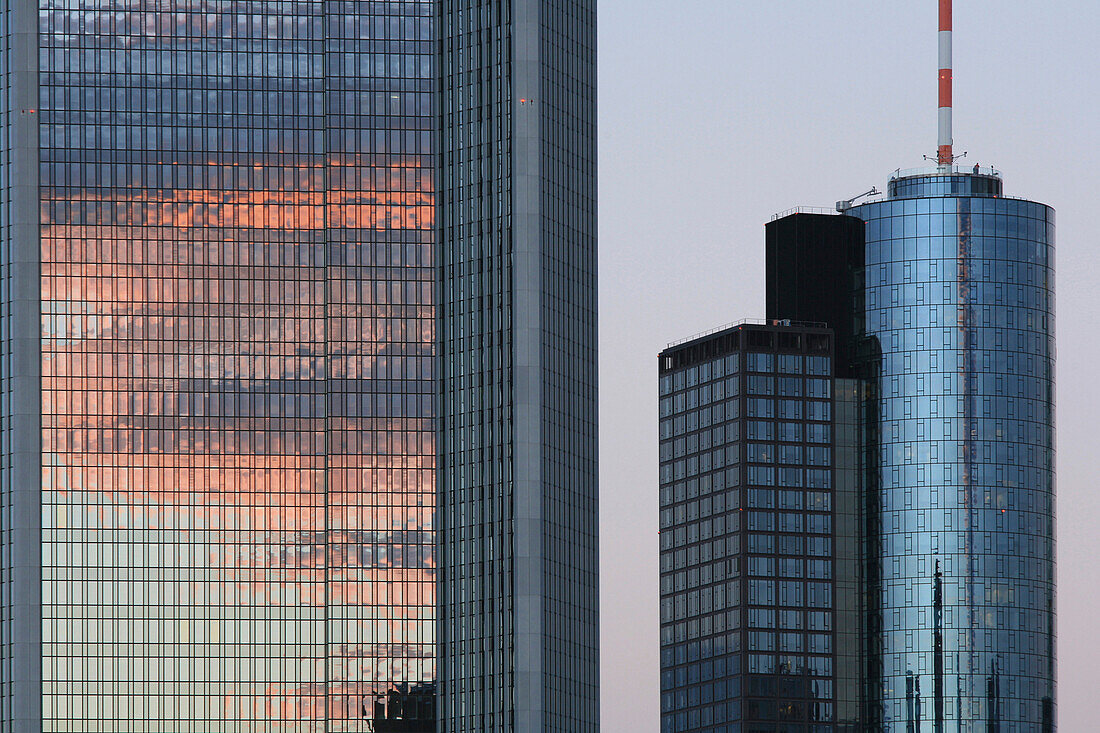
[851,167,1055,731]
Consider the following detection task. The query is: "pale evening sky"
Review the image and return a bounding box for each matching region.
[597,1,1099,728]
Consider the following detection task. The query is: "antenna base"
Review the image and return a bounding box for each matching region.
[924,151,968,167]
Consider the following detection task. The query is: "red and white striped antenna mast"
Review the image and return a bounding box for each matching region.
[937,0,955,166]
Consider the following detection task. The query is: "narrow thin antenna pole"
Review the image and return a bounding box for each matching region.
[937,0,953,165]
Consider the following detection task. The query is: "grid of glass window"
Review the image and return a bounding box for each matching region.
[852,173,1055,731]
[436,0,599,730]
[436,1,517,729]
[659,327,839,733]
[34,1,435,730]
[535,0,600,728]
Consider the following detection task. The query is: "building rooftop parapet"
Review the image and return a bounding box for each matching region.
[664,317,829,350]
[890,163,1001,180]
[769,206,839,222]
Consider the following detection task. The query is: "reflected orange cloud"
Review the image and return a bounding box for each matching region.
[42,188,432,231]
[39,56,437,723]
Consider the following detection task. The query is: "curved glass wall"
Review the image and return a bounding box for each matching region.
[852,172,1055,731]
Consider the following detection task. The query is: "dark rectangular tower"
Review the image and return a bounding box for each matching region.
[765,213,864,377]
[657,323,860,732]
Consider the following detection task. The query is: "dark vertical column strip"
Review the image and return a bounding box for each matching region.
[987,662,1000,732]
[437,2,517,729]
[1043,594,1054,732]
[933,559,944,732]
[321,139,331,723]
[3,0,41,730]
[321,3,330,726]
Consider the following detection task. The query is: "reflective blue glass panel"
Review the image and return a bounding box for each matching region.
[853,172,1055,731]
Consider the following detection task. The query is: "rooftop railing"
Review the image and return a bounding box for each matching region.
[891,164,1001,179]
[769,206,838,222]
[665,318,829,350]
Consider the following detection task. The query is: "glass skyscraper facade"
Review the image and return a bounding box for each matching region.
[668,167,1056,731]
[1,1,597,732]
[849,169,1055,731]
[437,1,599,731]
[658,324,858,733]
[758,167,1056,731]
[5,1,436,730]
